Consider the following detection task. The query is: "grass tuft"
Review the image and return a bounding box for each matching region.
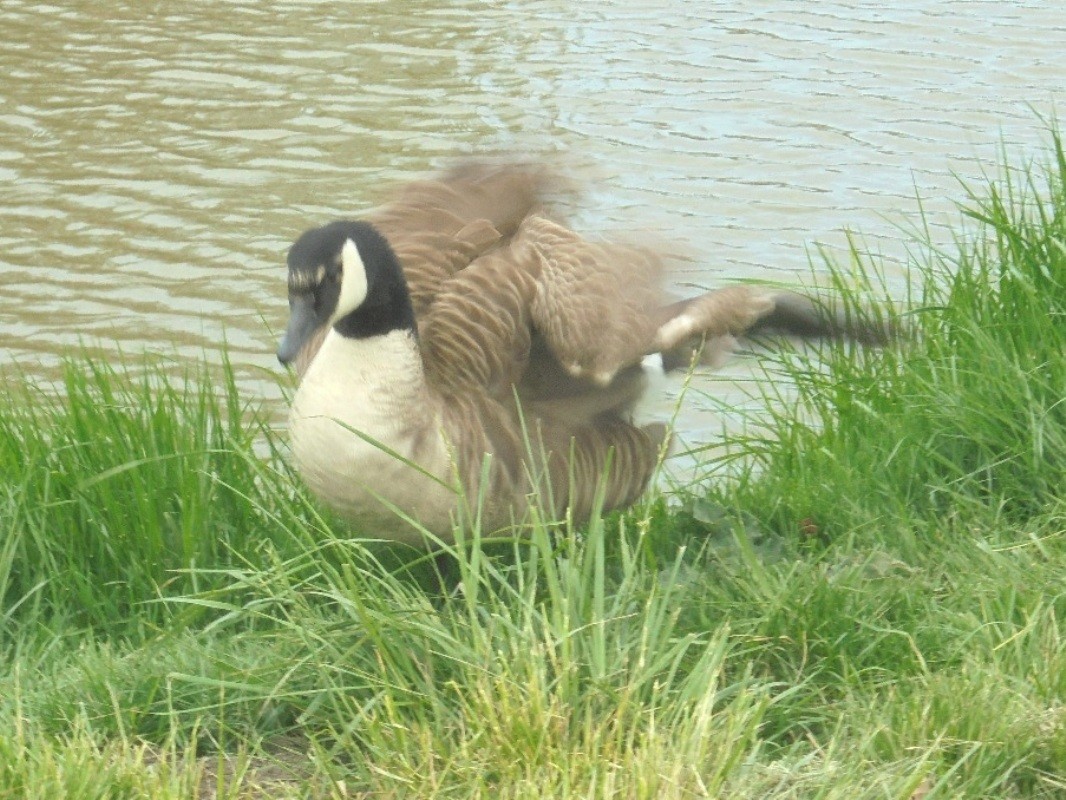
[0,353,313,634]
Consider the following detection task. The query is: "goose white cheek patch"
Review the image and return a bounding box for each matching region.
[332,238,369,324]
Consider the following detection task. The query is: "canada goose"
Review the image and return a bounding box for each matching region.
[278,162,884,543]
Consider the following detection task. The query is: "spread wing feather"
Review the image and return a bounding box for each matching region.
[519,216,663,385]
[413,208,669,521]
[367,163,546,316]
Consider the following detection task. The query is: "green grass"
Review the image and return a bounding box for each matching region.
[0,353,320,636]
[2,131,1066,798]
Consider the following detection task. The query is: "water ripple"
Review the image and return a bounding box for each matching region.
[1,0,1064,447]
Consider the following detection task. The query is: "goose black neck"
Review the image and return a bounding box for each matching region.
[335,224,417,340]
[335,290,415,339]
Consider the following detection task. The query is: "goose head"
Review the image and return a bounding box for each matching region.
[277,220,416,366]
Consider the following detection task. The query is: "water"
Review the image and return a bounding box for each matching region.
[2,0,1064,469]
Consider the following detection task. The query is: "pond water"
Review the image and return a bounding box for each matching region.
[2,0,1064,476]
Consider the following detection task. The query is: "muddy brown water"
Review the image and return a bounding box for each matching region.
[2,1,1064,479]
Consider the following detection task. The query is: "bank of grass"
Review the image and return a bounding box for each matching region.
[2,135,1065,798]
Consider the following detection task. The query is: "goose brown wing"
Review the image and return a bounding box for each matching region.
[421,281,666,528]
[418,243,537,397]
[418,212,668,397]
[652,287,895,371]
[367,162,546,316]
[517,215,664,386]
[415,213,666,521]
